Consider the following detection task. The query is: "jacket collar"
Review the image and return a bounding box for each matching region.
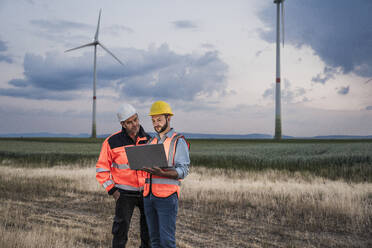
[121,125,148,143]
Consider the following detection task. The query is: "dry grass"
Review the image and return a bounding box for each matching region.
[0,165,371,247]
[183,168,371,229]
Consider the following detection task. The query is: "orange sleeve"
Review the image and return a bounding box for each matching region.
[96,139,115,192]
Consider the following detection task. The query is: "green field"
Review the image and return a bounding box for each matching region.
[1,137,371,247]
[0,138,371,182]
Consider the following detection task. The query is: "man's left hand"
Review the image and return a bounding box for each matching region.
[142,166,178,179]
[142,167,164,176]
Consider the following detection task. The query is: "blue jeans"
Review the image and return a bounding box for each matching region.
[143,193,178,248]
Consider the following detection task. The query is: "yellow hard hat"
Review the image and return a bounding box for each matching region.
[149,101,174,116]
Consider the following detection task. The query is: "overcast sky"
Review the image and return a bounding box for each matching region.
[0,0,371,136]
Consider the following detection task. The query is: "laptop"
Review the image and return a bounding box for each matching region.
[125,144,169,170]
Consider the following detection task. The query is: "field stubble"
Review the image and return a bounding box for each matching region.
[0,165,371,248]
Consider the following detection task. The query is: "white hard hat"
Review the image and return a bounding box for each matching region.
[117,103,137,122]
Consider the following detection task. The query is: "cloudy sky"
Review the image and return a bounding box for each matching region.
[0,0,371,137]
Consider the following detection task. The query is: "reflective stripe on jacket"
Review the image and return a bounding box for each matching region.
[96,126,149,194]
[143,132,187,198]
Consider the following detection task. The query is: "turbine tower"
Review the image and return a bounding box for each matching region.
[65,9,124,138]
[274,0,284,140]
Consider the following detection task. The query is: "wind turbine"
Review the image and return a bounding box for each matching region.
[65,9,124,138]
[273,0,285,140]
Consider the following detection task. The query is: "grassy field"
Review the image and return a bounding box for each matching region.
[0,138,372,247]
[191,139,372,182]
[0,138,101,167]
[1,138,371,182]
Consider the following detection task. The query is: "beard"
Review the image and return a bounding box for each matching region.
[154,119,168,134]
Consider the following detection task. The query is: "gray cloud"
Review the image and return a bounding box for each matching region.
[258,0,372,78]
[31,19,93,33]
[118,45,228,100]
[0,40,7,51]
[171,20,198,29]
[201,43,215,49]
[282,80,307,103]
[0,55,12,63]
[262,87,273,99]
[30,19,94,46]
[0,87,78,100]
[104,24,134,35]
[262,79,307,103]
[0,39,13,63]
[311,66,339,84]
[30,19,134,47]
[1,44,228,101]
[8,52,100,92]
[337,86,350,95]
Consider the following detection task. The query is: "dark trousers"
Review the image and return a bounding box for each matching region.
[112,191,151,248]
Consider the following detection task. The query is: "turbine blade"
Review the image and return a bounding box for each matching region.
[65,42,96,52]
[282,4,284,47]
[94,9,102,41]
[98,42,125,65]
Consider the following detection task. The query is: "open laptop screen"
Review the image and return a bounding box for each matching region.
[125,144,168,170]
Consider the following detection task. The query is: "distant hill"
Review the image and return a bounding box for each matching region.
[312,135,372,139]
[0,132,371,139]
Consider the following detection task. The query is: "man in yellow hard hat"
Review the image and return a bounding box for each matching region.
[142,100,190,248]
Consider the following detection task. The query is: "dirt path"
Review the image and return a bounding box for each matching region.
[1,191,370,248]
[176,201,371,248]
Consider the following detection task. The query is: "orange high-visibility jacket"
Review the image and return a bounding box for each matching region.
[143,132,188,198]
[96,126,150,195]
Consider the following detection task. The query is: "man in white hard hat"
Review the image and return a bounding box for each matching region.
[96,103,151,248]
